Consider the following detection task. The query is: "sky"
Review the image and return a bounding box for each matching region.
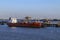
[0,0,60,19]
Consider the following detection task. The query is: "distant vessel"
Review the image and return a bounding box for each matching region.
[7,16,43,28]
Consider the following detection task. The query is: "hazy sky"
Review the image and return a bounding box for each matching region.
[0,0,60,19]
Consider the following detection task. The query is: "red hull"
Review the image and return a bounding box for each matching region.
[7,22,43,28]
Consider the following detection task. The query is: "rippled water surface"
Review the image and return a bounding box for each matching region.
[0,25,60,40]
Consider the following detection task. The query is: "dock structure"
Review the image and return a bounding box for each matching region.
[43,23,58,27]
[42,19,59,27]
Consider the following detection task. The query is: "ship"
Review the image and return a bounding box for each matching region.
[7,16,43,28]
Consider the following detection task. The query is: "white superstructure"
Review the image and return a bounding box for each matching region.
[9,18,17,23]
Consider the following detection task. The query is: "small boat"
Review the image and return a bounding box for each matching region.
[7,16,43,28]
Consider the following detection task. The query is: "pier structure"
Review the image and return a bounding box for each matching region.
[42,19,58,27]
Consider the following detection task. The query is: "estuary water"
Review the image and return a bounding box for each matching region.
[0,25,60,40]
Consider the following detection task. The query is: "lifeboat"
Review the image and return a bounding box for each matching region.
[7,17,43,28]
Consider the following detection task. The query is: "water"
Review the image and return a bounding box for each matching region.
[0,25,60,40]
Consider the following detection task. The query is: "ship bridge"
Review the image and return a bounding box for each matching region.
[9,18,17,23]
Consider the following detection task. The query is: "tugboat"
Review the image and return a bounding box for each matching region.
[7,16,43,28]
